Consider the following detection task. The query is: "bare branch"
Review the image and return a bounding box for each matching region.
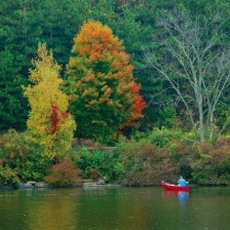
[146,10,230,142]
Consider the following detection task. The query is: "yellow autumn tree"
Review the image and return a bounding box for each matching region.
[66,20,145,143]
[24,43,76,158]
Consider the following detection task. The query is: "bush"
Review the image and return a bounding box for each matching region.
[115,139,178,186]
[45,159,82,187]
[0,164,20,186]
[72,146,120,183]
[191,138,230,185]
[146,127,183,147]
[0,129,54,184]
[166,139,197,180]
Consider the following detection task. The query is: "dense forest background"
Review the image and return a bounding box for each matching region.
[0,0,230,186]
[1,0,230,136]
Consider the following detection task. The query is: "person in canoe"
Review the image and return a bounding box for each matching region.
[177,176,188,187]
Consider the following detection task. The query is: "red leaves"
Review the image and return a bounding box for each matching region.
[45,159,82,187]
[127,83,146,126]
[61,112,68,119]
[51,102,68,133]
[133,95,146,118]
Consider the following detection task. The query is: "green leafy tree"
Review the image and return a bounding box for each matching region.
[66,20,145,143]
[24,43,76,158]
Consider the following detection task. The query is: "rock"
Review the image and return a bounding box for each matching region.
[97,178,105,185]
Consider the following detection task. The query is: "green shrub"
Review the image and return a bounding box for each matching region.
[191,138,230,185]
[157,105,177,128]
[166,139,198,180]
[115,139,178,186]
[146,127,183,147]
[0,164,20,186]
[0,129,53,184]
[72,146,120,183]
[1,128,229,187]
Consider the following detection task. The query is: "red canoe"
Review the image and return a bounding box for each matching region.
[161,181,189,192]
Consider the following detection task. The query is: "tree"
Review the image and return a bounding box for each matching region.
[0,0,43,76]
[66,20,145,143]
[24,43,76,158]
[111,1,179,131]
[0,49,28,131]
[146,11,230,143]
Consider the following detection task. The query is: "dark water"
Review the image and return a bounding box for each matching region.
[0,186,229,230]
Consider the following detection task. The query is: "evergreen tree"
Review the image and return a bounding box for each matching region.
[0,49,27,131]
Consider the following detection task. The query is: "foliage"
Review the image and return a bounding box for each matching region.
[23,43,76,158]
[0,0,91,131]
[0,0,230,186]
[146,127,183,147]
[0,164,20,186]
[115,139,178,186]
[156,105,177,128]
[45,159,82,187]
[145,129,201,180]
[66,20,145,144]
[166,139,198,180]
[114,130,221,186]
[0,128,229,186]
[1,0,230,135]
[191,138,230,185]
[71,146,120,183]
[0,49,28,131]
[0,129,53,185]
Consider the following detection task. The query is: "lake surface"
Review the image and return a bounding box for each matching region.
[0,186,229,230]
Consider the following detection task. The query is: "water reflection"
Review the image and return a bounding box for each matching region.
[0,187,229,230]
[161,190,189,201]
[178,191,189,201]
[0,189,81,230]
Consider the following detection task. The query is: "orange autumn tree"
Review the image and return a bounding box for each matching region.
[24,43,76,158]
[66,20,145,143]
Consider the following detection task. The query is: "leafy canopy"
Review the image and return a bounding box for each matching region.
[66,20,145,143]
[24,43,76,158]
